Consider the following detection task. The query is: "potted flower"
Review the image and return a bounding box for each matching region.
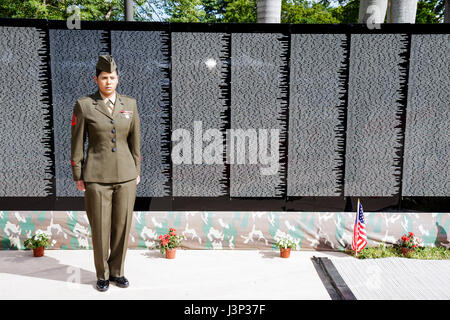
[158,228,185,259]
[275,237,297,258]
[24,232,50,257]
[398,232,423,256]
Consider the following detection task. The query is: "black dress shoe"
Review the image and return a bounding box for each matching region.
[96,279,109,292]
[109,276,129,288]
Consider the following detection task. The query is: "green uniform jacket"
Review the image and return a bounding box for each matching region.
[70,90,141,183]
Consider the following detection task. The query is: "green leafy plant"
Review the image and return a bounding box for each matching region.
[275,237,297,250]
[345,244,399,259]
[345,244,450,260]
[158,228,185,254]
[24,232,50,249]
[405,246,450,260]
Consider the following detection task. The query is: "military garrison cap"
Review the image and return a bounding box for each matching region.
[96,55,117,73]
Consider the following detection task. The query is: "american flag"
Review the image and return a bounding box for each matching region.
[351,199,367,253]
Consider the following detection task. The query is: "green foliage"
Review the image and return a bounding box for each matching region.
[163,0,207,22]
[275,237,297,250]
[328,0,359,23]
[24,232,50,249]
[282,0,341,23]
[0,1,447,24]
[202,0,227,22]
[0,0,148,21]
[416,0,446,23]
[345,244,450,260]
[406,246,450,259]
[224,0,257,22]
[345,244,399,259]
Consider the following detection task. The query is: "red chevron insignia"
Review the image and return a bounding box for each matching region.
[71,113,77,126]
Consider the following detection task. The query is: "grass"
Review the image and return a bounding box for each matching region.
[344,244,450,260]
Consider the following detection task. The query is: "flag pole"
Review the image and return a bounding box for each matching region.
[355,198,360,258]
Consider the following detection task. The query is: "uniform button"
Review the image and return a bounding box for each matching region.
[111,129,116,133]
[112,138,116,143]
[112,148,116,152]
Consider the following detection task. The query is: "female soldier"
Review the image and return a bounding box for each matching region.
[70,55,141,292]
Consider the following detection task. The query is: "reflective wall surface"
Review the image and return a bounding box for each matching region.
[0,20,448,212]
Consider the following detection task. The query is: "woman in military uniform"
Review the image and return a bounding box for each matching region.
[70,55,141,292]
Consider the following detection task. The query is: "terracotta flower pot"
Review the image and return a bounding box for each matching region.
[401,247,414,256]
[33,246,45,257]
[280,247,291,258]
[165,248,176,259]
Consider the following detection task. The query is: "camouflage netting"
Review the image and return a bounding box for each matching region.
[0,211,448,250]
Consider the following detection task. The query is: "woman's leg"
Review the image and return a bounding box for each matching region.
[84,182,114,280]
[108,178,137,278]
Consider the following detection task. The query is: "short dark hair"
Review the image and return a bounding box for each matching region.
[96,68,119,77]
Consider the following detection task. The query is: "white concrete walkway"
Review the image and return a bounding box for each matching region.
[0,249,349,300]
[2,249,448,300]
[332,257,450,300]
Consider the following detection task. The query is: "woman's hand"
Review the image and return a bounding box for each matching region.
[136,175,140,185]
[76,180,86,192]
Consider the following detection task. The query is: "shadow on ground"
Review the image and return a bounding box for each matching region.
[0,250,96,285]
[258,251,279,259]
[141,250,164,259]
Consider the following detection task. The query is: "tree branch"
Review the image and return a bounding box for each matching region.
[105,4,113,20]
